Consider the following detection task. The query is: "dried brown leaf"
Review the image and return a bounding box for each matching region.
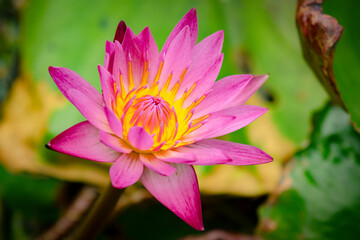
[296,0,345,107]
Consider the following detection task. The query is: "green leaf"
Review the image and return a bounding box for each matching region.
[259,105,360,240]
[323,0,360,131]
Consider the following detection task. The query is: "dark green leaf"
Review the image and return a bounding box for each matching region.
[259,105,360,240]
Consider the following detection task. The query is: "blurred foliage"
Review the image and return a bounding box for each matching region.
[323,0,360,131]
[258,105,360,239]
[0,0,19,107]
[0,165,60,239]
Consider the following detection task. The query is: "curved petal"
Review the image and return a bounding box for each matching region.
[190,30,223,67]
[192,74,253,119]
[67,89,112,133]
[110,153,143,189]
[140,163,203,230]
[195,139,273,165]
[99,131,132,154]
[127,126,154,150]
[47,121,120,162]
[139,154,176,176]
[161,8,197,55]
[49,66,102,103]
[49,67,111,132]
[98,65,115,109]
[185,105,268,141]
[226,74,269,108]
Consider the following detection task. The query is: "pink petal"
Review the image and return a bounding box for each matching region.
[226,74,269,108]
[47,121,120,162]
[98,65,115,109]
[49,67,111,132]
[178,54,223,105]
[113,41,129,91]
[127,126,154,150]
[99,131,132,154]
[190,30,224,67]
[154,149,196,163]
[105,40,116,55]
[192,74,253,119]
[110,153,143,189]
[137,27,160,87]
[159,26,191,89]
[121,27,146,87]
[161,8,197,54]
[113,20,127,43]
[140,163,203,230]
[174,145,231,165]
[66,89,112,133]
[139,154,176,176]
[185,105,268,141]
[195,139,273,165]
[104,41,116,73]
[104,107,123,138]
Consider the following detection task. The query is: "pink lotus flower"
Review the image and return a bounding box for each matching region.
[47,9,272,230]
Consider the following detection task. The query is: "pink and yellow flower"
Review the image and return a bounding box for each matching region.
[47,9,272,230]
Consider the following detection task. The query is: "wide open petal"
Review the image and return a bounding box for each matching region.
[49,67,111,132]
[140,163,203,230]
[127,126,154,150]
[195,139,273,165]
[174,144,231,165]
[185,105,268,141]
[47,121,120,162]
[161,8,197,55]
[190,30,224,68]
[192,74,253,119]
[226,74,269,108]
[180,54,223,106]
[110,153,143,189]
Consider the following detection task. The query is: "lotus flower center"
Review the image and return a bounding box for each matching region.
[123,95,177,147]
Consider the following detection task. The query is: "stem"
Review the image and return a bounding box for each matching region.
[72,182,124,240]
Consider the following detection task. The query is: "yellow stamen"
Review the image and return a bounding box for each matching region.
[141,61,149,86]
[119,74,126,99]
[192,114,210,125]
[152,61,164,88]
[128,61,134,90]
